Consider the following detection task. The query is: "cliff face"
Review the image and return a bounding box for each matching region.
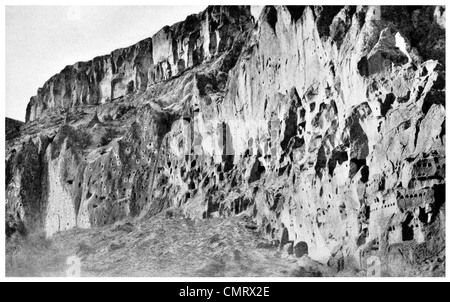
[6,5,446,276]
[25,6,253,122]
[6,118,24,140]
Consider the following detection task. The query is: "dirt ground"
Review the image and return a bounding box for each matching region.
[6,212,335,277]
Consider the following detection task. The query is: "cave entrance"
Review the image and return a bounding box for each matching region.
[280,227,289,247]
[294,241,308,258]
[127,80,134,94]
[402,213,414,241]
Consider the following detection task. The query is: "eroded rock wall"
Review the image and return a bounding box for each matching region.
[6,5,445,276]
[155,6,445,271]
[25,6,253,123]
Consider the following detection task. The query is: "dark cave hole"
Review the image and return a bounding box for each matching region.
[360,165,369,183]
[430,184,445,224]
[280,227,289,247]
[234,199,240,214]
[380,93,396,116]
[357,56,369,77]
[418,207,428,224]
[294,241,308,258]
[349,158,366,179]
[402,213,414,241]
[266,223,271,234]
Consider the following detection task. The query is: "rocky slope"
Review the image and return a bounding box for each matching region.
[7,212,328,277]
[6,118,24,140]
[5,5,446,277]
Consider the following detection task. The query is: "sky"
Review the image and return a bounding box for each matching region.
[5,6,210,121]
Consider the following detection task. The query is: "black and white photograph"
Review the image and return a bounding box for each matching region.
[2,1,447,282]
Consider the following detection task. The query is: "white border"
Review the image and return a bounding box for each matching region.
[1,0,449,282]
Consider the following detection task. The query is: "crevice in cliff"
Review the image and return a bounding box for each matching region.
[315,6,345,39]
[264,6,278,34]
[286,6,306,23]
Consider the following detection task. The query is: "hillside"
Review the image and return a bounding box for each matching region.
[5,5,446,277]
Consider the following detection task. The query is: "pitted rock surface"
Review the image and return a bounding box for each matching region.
[6,5,445,277]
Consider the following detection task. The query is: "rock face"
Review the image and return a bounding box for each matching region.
[6,5,445,276]
[6,118,24,140]
[25,6,253,123]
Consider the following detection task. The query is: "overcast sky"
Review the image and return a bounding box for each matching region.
[6,6,211,121]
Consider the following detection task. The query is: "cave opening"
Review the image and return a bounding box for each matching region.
[294,241,308,258]
[402,213,414,241]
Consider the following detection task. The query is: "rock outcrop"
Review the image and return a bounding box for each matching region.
[25,6,253,122]
[6,5,445,276]
[6,118,24,140]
